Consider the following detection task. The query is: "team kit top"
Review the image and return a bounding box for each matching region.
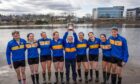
[6,32,129,65]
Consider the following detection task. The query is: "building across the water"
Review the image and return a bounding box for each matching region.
[126,7,140,21]
[92,6,124,20]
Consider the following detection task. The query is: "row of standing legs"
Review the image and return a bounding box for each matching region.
[14,60,123,84]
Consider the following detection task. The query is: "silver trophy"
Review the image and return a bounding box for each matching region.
[68,23,74,29]
[67,23,74,36]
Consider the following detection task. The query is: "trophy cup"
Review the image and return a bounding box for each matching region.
[67,23,74,36]
[68,23,74,30]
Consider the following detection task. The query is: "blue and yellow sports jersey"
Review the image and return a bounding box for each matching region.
[6,38,26,65]
[51,39,64,57]
[76,39,87,55]
[109,34,129,62]
[38,38,51,56]
[64,43,77,59]
[88,37,100,55]
[100,40,111,57]
[63,32,77,59]
[26,41,39,59]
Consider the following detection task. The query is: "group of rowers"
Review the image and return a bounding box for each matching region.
[6,27,129,84]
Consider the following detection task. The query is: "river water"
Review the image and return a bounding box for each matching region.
[0,26,140,68]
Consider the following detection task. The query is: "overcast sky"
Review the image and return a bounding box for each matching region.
[0,0,140,17]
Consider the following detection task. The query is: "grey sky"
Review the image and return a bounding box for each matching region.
[0,0,140,16]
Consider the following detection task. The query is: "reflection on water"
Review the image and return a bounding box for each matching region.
[0,27,140,67]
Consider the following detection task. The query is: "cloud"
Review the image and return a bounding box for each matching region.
[0,0,80,15]
[110,0,140,8]
[25,0,79,11]
[0,0,140,16]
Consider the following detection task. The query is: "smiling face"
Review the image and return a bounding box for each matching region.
[53,32,59,40]
[67,36,73,42]
[12,31,20,40]
[88,32,95,40]
[78,32,84,40]
[28,33,34,41]
[111,29,118,37]
[41,32,47,39]
[100,34,106,42]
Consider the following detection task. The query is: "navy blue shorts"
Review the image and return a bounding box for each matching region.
[13,60,26,69]
[77,55,88,62]
[111,57,123,67]
[40,55,52,62]
[89,54,99,61]
[53,56,64,62]
[28,57,39,65]
[103,56,111,63]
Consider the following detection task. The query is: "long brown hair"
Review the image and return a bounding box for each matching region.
[27,33,34,41]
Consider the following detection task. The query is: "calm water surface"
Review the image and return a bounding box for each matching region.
[0,27,140,67]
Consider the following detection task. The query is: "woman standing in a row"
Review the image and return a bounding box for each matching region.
[51,31,65,84]
[76,32,89,83]
[38,32,52,83]
[63,30,78,84]
[100,34,112,84]
[6,31,26,84]
[88,32,100,83]
[26,33,39,84]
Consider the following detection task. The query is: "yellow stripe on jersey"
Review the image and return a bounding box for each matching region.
[26,43,38,48]
[77,44,87,48]
[110,39,115,45]
[26,44,32,48]
[12,45,24,50]
[52,45,63,50]
[110,39,122,46]
[31,43,38,47]
[44,41,50,45]
[89,44,99,49]
[100,45,111,49]
[40,41,50,45]
[115,41,122,46]
[65,47,76,52]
